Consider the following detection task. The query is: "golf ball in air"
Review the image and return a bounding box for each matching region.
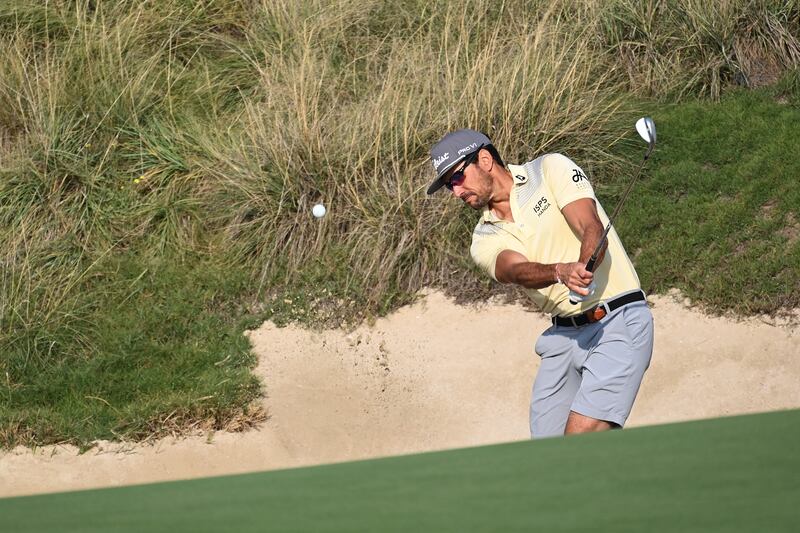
[312,203,326,218]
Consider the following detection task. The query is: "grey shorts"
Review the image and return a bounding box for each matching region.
[530,296,654,438]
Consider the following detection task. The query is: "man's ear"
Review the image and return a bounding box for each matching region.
[477,148,494,171]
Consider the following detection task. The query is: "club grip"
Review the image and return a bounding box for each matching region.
[568,258,597,305]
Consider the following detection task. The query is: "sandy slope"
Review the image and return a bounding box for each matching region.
[2,290,798,498]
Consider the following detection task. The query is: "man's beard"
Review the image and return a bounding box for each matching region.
[466,171,493,209]
[469,193,490,210]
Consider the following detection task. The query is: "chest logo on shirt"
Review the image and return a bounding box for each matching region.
[533,196,551,217]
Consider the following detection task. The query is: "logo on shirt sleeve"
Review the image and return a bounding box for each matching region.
[571,168,592,190]
[571,169,587,182]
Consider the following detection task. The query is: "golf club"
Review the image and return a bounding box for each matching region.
[568,117,656,305]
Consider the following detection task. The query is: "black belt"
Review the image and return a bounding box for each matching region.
[553,291,646,328]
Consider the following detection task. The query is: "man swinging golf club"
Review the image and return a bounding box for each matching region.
[427,121,656,438]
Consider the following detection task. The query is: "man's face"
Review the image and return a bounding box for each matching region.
[445,150,493,210]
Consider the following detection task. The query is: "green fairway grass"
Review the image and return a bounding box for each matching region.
[1,409,798,532]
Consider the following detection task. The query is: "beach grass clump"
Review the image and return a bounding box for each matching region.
[212,0,629,307]
[596,0,800,99]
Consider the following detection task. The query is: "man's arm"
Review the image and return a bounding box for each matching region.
[494,198,606,295]
[561,198,607,267]
[495,251,593,294]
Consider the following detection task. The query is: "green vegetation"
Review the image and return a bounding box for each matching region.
[1,255,264,446]
[2,409,798,531]
[616,88,800,314]
[1,1,799,447]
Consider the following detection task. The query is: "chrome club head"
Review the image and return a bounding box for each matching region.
[635,117,656,159]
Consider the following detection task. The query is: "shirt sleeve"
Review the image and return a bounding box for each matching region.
[542,153,597,210]
[470,225,527,282]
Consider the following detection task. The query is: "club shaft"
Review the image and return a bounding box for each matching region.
[568,122,654,305]
[585,150,651,272]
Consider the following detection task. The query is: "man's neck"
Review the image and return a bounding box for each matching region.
[487,167,515,222]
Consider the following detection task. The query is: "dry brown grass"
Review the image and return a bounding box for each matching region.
[596,0,800,98]
[211,0,630,304]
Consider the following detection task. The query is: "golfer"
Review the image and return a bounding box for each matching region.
[428,129,654,438]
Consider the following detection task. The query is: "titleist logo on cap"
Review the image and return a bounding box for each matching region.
[433,153,450,170]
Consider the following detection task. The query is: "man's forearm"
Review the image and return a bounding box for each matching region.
[578,221,607,266]
[506,261,560,289]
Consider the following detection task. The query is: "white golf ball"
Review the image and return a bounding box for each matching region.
[312,203,326,218]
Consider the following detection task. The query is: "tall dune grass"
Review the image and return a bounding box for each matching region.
[214,0,628,303]
[597,0,800,98]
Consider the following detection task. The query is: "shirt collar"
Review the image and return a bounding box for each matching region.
[508,163,528,185]
[481,208,499,223]
[480,164,527,223]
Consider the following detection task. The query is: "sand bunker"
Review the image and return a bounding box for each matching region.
[2,290,799,498]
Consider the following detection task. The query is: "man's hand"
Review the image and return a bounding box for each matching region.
[555,262,594,296]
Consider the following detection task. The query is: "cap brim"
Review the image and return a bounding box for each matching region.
[426,157,464,195]
[426,178,446,195]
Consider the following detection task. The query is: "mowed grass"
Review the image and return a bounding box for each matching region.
[1,409,798,532]
[1,1,799,447]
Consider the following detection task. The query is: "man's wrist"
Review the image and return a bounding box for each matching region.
[554,263,563,285]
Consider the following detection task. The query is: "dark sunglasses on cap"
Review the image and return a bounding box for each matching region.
[445,145,483,191]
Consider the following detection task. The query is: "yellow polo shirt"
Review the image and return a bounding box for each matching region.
[470,153,641,317]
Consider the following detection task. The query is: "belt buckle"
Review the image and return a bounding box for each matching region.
[586,301,610,323]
